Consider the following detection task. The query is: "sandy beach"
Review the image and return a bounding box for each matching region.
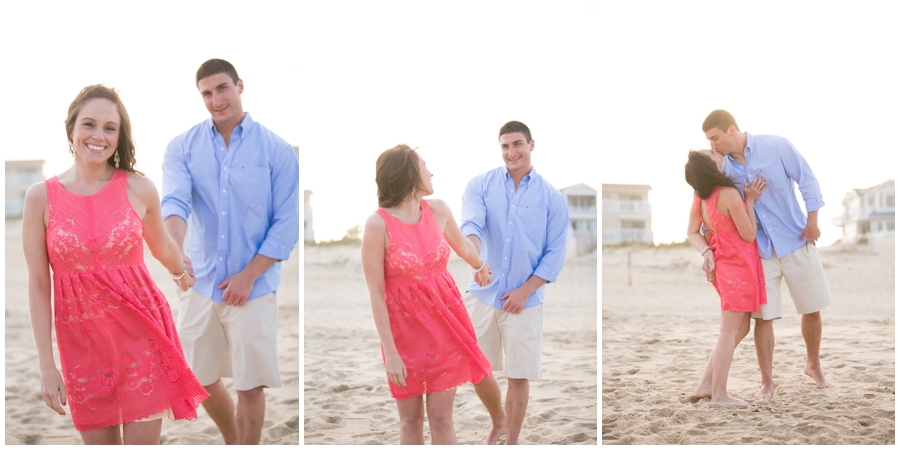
[304,244,598,445]
[4,218,300,445]
[602,239,895,444]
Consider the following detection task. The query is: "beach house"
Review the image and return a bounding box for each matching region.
[601,184,653,245]
[560,183,597,256]
[304,190,315,243]
[832,179,895,243]
[5,160,45,218]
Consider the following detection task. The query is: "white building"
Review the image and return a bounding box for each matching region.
[560,183,597,256]
[6,160,45,218]
[832,179,895,242]
[304,190,315,242]
[602,184,653,245]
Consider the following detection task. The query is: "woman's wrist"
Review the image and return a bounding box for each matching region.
[473,260,485,272]
[170,264,188,280]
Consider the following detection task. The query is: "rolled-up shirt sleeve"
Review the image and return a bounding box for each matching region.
[257,143,300,261]
[460,175,486,240]
[779,138,825,213]
[161,136,193,222]
[532,192,569,284]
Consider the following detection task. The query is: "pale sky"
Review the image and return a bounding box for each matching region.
[2,2,300,193]
[4,1,896,249]
[300,2,600,242]
[598,1,898,246]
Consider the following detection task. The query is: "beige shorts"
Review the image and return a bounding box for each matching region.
[752,242,833,320]
[176,289,282,391]
[464,292,543,380]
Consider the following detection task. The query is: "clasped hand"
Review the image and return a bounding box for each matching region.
[474,262,493,287]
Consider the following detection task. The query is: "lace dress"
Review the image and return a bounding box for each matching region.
[45,169,208,431]
[695,187,767,313]
[376,200,492,400]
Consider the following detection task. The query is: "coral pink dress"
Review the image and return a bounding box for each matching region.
[694,187,767,313]
[45,169,208,431]
[376,200,492,400]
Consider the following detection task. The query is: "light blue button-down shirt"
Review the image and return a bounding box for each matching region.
[460,166,568,310]
[721,132,824,259]
[161,113,299,303]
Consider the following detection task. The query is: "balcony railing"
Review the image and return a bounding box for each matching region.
[603,200,651,215]
[602,228,653,245]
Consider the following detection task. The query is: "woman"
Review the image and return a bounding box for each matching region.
[361,144,493,444]
[23,85,209,444]
[685,149,767,404]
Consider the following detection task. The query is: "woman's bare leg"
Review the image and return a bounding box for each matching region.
[695,312,751,398]
[396,396,425,444]
[123,419,162,445]
[710,310,750,403]
[425,388,458,444]
[80,424,123,445]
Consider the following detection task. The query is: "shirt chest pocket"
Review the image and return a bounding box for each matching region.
[755,163,788,196]
[230,166,272,215]
[517,203,549,245]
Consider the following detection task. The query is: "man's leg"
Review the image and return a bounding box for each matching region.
[753,318,775,401]
[473,374,507,444]
[505,378,529,445]
[236,386,266,444]
[801,311,832,388]
[202,379,238,445]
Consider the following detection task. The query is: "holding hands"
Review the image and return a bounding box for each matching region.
[171,258,196,292]
[473,261,493,287]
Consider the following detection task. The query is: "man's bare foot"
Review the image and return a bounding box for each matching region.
[693,381,712,398]
[710,395,747,405]
[804,366,833,389]
[754,383,774,401]
[476,426,507,445]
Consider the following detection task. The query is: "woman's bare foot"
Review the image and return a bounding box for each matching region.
[804,366,833,389]
[710,395,747,405]
[476,426,506,445]
[754,382,774,401]
[693,381,712,398]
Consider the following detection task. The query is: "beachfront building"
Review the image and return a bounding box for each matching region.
[6,160,45,218]
[560,183,597,256]
[832,179,895,243]
[601,184,653,245]
[304,190,315,243]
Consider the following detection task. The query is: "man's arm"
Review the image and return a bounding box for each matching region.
[161,137,195,275]
[778,138,824,242]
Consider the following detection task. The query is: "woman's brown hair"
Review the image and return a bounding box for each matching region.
[65,84,143,175]
[376,144,421,208]
[684,150,736,199]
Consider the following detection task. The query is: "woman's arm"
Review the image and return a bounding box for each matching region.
[722,181,764,243]
[22,183,67,415]
[687,200,715,271]
[361,213,407,387]
[428,199,492,285]
[130,174,193,291]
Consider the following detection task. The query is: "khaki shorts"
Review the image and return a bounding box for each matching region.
[464,292,543,380]
[752,242,833,321]
[176,289,282,391]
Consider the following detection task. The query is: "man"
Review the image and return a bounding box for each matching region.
[161,58,299,444]
[698,109,832,401]
[461,121,568,444]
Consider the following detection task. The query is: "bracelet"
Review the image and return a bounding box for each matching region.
[171,264,188,280]
[700,247,712,256]
[473,261,485,273]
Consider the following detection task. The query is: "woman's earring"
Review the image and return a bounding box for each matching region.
[114,150,120,169]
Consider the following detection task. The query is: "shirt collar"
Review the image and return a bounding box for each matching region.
[725,131,753,164]
[504,166,537,183]
[206,112,254,138]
